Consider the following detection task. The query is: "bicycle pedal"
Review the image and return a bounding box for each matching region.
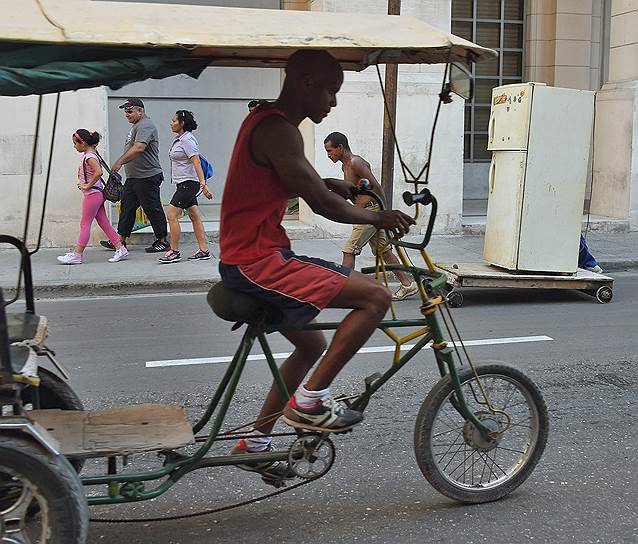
[261,476,287,488]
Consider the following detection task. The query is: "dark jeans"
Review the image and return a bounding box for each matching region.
[117,173,167,239]
[578,234,598,269]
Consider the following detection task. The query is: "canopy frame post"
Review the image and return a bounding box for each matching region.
[381,0,401,208]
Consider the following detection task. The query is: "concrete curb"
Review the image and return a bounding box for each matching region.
[597,260,638,272]
[2,259,635,298]
[3,278,219,298]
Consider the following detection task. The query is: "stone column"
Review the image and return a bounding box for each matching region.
[591,0,638,229]
[525,0,603,91]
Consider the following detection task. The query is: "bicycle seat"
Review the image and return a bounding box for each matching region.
[207,281,281,328]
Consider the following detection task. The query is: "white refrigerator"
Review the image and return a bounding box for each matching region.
[482,82,595,274]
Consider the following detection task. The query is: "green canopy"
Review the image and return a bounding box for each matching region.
[0,45,210,96]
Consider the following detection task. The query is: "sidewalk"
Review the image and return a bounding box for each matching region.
[1,231,636,296]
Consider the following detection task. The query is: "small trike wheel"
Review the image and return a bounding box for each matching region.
[414,364,549,503]
[0,433,88,543]
[595,286,613,304]
[446,290,463,308]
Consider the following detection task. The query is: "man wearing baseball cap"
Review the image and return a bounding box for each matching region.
[100,98,170,253]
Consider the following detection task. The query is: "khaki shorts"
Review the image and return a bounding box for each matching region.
[342,203,388,256]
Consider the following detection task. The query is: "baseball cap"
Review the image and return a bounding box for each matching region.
[118,98,145,110]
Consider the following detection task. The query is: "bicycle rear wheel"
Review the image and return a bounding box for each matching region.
[414,364,548,503]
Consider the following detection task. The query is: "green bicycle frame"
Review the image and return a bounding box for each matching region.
[81,258,491,506]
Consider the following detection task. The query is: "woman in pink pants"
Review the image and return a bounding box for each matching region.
[57,129,128,264]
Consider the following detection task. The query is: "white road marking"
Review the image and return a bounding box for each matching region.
[145,335,553,368]
[32,291,205,304]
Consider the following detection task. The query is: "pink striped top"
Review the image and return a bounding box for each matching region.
[77,151,104,195]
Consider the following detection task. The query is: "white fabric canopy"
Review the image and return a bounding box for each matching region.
[1,0,497,69]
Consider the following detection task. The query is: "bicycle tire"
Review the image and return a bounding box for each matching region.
[0,434,88,543]
[414,364,549,503]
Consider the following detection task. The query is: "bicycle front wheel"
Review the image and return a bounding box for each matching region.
[414,364,548,503]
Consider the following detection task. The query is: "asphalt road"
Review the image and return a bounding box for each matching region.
[28,273,638,544]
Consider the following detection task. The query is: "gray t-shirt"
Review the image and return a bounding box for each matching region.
[123,116,163,179]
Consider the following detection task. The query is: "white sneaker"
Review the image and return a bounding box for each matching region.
[108,246,129,263]
[57,252,82,265]
[585,265,603,274]
[392,281,418,301]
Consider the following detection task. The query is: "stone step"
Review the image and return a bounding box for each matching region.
[462,215,629,235]
[129,219,326,245]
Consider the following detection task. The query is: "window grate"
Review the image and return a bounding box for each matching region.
[452,0,525,162]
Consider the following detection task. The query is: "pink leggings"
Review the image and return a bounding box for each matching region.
[78,192,119,247]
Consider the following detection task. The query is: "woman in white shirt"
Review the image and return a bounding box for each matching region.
[160,110,213,263]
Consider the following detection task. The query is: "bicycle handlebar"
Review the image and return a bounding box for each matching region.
[351,183,437,251]
[397,188,437,251]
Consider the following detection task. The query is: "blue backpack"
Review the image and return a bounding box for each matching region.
[200,155,214,180]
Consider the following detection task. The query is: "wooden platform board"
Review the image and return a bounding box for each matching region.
[28,404,194,458]
[436,263,614,290]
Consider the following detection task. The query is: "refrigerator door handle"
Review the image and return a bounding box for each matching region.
[488,114,495,144]
[489,157,496,193]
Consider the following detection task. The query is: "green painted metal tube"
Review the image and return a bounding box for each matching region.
[304,318,429,331]
[83,327,256,500]
[350,331,433,412]
[360,264,448,290]
[257,332,289,401]
[191,347,239,434]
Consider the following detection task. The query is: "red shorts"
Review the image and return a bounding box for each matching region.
[219,249,351,328]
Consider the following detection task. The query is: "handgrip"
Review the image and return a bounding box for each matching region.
[488,115,495,144]
[351,178,372,198]
[488,158,496,193]
[403,188,433,207]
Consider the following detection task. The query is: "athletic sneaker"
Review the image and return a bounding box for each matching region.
[230,440,293,480]
[100,239,126,250]
[158,249,181,264]
[57,252,82,265]
[188,249,211,261]
[108,246,129,263]
[145,239,170,253]
[585,265,603,274]
[282,396,363,433]
[392,281,418,301]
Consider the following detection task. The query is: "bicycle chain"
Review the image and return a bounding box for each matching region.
[89,473,322,524]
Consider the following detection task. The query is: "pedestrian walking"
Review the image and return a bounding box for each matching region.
[158,110,213,263]
[323,132,418,300]
[100,98,170,253]
[57,130,128,264]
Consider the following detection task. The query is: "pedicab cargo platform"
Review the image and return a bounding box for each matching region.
[436,262,614,307]
[29,405,195,458]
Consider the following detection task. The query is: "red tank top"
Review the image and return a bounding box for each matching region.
[219,109,292,265]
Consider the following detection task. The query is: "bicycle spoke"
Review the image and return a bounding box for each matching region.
[441,439,467,472]
[454,450,488,481]
[433,441,466,448]
[495,446,527,455]
[432,426,465,439]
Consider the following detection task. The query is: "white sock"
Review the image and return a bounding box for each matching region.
[294,385,330,409]
[244,430,272,452]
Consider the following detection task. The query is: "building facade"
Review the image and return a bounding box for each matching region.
[0,0,635,247]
